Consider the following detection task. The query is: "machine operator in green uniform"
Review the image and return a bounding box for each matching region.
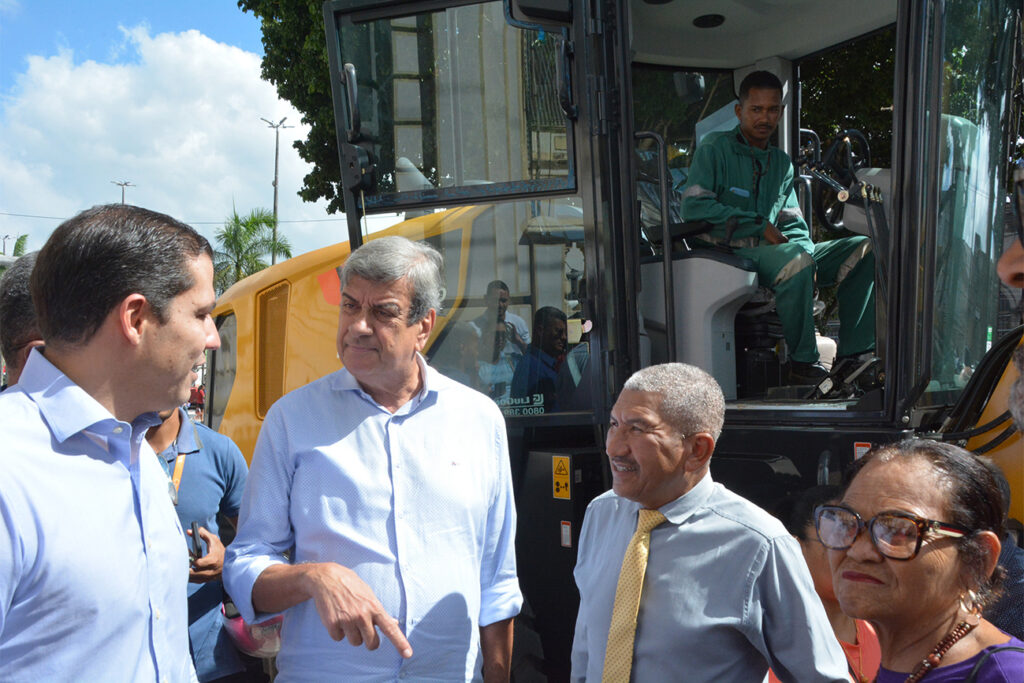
[681,70,875,383]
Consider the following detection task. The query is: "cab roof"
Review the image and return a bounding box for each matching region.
[631,0,897,67]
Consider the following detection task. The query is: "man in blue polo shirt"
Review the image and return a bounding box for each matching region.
[147,406,250,682]
[510,306,568,411]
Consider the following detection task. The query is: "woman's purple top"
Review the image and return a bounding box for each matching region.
[875,635,1024,682]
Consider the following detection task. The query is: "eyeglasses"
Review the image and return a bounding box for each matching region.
[1013,164,1024,246]
[814,504,971,561]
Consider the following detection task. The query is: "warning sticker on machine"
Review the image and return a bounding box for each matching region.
[854,442,872,460]
[552,456,571,499]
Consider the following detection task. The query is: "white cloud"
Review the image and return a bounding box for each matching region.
[0,25,351,257]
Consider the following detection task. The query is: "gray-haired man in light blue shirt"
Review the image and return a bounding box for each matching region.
[570,362,848,682]
[224,236,521,682]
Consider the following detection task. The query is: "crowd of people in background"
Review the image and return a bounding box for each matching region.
[0,200,1022,682]
[453,279,573,413]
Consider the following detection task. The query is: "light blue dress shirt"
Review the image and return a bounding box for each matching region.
[0,349,193,682]
[571,473,849,682]
[224,357,522,682]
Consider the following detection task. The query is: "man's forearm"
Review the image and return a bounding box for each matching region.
[251,563,317,614]
[480,617,514,682]
[252,562,414,655]
[682,194,762,239]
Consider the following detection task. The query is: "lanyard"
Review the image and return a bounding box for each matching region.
[160,443,187,506]
[170,451,187,493]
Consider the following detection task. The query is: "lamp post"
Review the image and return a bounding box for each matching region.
[111,180,135,204]
[261,116,294,264]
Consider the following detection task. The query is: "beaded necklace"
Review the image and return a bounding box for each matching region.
[902,621,976,683]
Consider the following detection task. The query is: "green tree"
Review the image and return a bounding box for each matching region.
[238,0,343,212]
[214,208,292,294]
[799,28,895,169]
[0,234,29,276]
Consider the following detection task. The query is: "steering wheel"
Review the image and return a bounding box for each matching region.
[812,130,872,233]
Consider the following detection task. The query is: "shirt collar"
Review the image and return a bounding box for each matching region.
[332,353,438,412]
[731,125,771,158]
[18,347,160,441]
[657,471,715,525]
[173,406,201,454]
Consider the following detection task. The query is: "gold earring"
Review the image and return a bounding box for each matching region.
[959,589,983,621]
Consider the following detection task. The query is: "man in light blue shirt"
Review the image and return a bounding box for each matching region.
[570,363,848,682]
[0,204,221,682]
[473,279,530,402]
[224,236,522,682]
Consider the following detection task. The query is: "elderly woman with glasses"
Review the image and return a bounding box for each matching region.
[815,439,1024,682]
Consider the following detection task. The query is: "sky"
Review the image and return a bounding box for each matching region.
[0,0,375,259]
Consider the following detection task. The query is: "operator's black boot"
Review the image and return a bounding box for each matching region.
[789,360,829,384]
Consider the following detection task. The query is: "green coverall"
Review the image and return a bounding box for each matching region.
[681,126,875,363]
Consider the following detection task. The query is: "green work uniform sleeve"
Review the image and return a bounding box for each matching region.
[682,141,765,240]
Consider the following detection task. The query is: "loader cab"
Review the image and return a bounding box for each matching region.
[628,2,1017,420]
[323,0,1021,428]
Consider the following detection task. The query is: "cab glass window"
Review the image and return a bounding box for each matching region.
[420,196,593,418]
[328,1,574,211]
[632,66,737,242]
[924,0,1019,399]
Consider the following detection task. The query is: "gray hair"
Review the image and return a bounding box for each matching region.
[0,252,41,370]
[623,363,725,439]
[340,236,445,323]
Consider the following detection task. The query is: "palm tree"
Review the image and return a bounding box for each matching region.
[213,208,292,294]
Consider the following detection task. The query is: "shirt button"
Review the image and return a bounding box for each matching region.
[162,677,169,683]
[113,426,124,434]
[154,607,161,620]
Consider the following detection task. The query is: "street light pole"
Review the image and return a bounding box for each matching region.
[111,180,135,204]
[261,116,294,264]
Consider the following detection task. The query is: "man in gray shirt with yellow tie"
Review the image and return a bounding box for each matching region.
[570,363,848,681]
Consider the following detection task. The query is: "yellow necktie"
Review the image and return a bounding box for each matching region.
[602,508,667,683]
